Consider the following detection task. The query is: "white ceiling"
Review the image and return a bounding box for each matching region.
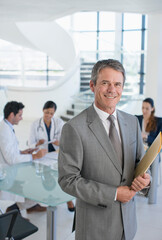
[1,0,162,22]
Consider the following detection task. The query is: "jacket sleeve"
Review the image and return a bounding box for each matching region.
[0,126,32,165]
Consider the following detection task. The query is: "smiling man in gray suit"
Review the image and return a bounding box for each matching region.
[58,59,150,240]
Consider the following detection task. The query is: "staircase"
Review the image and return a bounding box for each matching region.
[80,61,95,92]
[60,90,93,122]
[61,60,94,122]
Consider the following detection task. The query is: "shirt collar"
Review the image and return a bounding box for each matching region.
[93,103,117,121]
[4,119,14,131]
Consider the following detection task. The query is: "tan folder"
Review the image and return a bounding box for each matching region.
[134,132,162,177]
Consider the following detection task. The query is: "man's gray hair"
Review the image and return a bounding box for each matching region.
[91,59,126,85]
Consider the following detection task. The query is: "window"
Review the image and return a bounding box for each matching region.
[122,13,147,94]
[99,32,115,51]
[123,13,142,30]
[0,39,64,87]
[99,12,115,30]
[73,12,97,31]
[0,12,147,93]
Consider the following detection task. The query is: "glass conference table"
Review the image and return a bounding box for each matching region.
[0,152,74,240]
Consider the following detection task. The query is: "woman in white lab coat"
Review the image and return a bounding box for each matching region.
[29,101,75,211]
[29,101,64,152]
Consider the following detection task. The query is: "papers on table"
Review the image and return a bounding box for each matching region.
[135,132,162,177]
[28,140,58,152]
[37,140,55,148]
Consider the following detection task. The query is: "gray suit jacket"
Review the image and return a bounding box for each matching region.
[58,105,145,240]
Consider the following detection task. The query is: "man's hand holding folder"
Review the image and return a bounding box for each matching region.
[131,173,150,192]
[129,132,162,194]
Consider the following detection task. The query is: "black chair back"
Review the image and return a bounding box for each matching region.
[0,209,38,240]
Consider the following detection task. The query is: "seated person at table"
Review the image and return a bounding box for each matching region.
[0,101,47,215]
[136,98,162,147]
[29,101,64,152]
[29,100,75,212]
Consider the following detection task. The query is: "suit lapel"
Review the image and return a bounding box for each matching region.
[87,106,122,175]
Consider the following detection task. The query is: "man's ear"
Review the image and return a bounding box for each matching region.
[90,80,95,92]
[7,112,14,123]
[9,112,14,118]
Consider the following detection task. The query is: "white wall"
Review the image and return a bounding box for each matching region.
[6,57,80,121]
[145,13,162,117]
[0,88,8,120]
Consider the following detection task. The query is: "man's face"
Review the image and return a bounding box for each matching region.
[12,109,23,125]
[90,67,124,114]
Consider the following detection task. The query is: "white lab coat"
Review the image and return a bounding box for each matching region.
[29,116,64,151]
[0,119,32,202]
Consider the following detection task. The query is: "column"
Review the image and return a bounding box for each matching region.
[145,13,162,117]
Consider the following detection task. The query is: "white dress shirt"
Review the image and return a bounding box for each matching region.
[93,104,121,142]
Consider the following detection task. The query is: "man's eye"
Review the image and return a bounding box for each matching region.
[115,83,122,87]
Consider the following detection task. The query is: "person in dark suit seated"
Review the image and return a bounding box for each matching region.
[136,98,162,147]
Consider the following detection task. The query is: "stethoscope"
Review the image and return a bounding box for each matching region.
[37,117,58,138]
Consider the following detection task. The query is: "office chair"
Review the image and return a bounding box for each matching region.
[0,209,38,240]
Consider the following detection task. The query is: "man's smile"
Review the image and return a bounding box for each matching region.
[104,95,117,99]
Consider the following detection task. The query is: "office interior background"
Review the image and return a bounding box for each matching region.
[0,1,162,239]
[0,0,162,121]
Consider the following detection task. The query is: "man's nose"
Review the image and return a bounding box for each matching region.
[107,84,115,91]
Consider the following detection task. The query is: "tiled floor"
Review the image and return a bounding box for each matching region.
[0,120,162,240]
